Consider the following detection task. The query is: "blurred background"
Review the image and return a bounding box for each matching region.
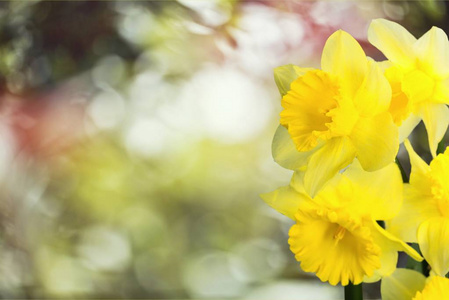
[0,1,446,299]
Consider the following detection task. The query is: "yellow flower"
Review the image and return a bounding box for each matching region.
[381,268,449,300]
[261,160,421,286]
[389,139,449,276]
[369,19,449,156]
[273,30,398,196]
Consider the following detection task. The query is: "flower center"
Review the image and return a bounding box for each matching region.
[333,226,346,242]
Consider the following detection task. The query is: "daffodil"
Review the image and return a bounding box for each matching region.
[368,19,449,156]
[261,160,421,286]
[273,30,398,196]
[389,139,449,276]
[381,268,449,300]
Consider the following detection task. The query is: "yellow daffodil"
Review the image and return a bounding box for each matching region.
[261,160,421,286]
[273,30,398,196]
[389,139,449,276]
[381,268,449,300]
[368,19,449,156]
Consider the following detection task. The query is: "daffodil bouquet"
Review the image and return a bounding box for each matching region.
[262,19,449,299]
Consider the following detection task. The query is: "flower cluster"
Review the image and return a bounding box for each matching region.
[262,18,449,297]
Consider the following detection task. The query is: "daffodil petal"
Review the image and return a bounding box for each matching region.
[404,139,431,175]
[274,65,313,96]
[321,30,368,97]
[363,249,396,283]
[380,268,426,300]
[388,185,440,243]
[350,112,399,171]
[363,221,422,282]
[272,125,320,170]
[387,140,437,243]
[304,137,356,197]
[416,103,449,157]
[414,26,449,78]
[372,220,423,262]
[260,185,308,220]
[364,220,422,283]
[387,140,435,243]
[417,217,449,276]
[290,170,307,194]
[354,60,392,117]
[344,160,402,220]
[368,18,417,69]
[399,114,421,143]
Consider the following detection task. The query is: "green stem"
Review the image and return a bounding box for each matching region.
[344,283,363,300]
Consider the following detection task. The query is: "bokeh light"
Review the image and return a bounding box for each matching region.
[0,1,446,299]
